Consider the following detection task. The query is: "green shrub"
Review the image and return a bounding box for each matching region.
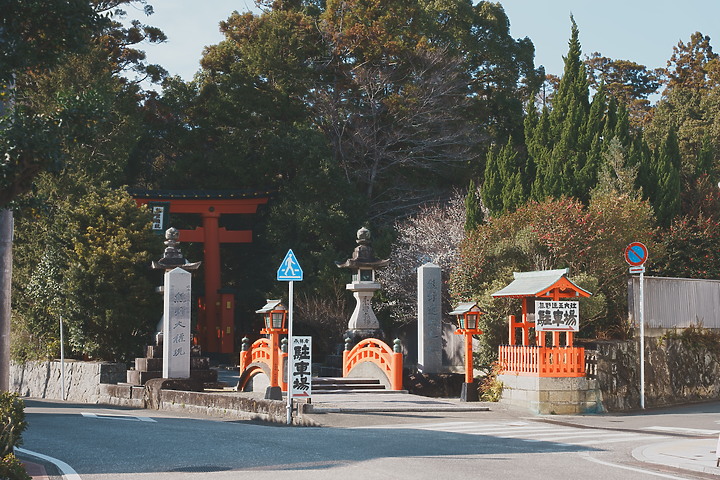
[478,362,504,402]
[0,393,30,480]
[0,393,27,457]
[0,453,31,480]
[662,325,720,353]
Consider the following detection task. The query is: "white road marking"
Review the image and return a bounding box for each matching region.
[355,421,669,448]
[81,412,156,422]
[573,434,664,446]
[580,450,691,479]
[16,447,83,480]
[643,426,720,436]
[353,421,484,429]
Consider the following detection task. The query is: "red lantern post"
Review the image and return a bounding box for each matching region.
[256,300,288,400]
[450,302,485,402]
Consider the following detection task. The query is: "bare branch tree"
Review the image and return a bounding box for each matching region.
[377,191,466,325]
[314,48,478,223]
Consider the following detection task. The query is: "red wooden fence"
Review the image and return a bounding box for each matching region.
[498,345,585,377]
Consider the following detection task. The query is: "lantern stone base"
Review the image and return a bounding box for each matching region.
[498,374,604,415]
[460,381,479,402]
[265,385,283,400]
[345,328,385,345]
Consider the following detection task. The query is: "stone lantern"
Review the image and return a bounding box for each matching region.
[152,227,201,272]
[151,227,201,348]
[336,227,389,342]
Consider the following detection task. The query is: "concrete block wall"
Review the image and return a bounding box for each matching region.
[498,374,603,415]
[11,360,126,403]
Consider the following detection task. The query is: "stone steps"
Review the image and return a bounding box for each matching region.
[125,344,217,387]
[311,377,386,393]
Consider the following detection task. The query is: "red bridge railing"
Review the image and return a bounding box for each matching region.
[343,338,403,390]
[239,337,287,391]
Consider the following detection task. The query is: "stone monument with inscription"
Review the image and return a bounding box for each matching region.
[153,227,200,379]
[163,268,191,378]
[125,228,219,387]
[417,262,442,373]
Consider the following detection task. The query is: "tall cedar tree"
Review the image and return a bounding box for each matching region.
[464,179,483,232]
[482,138,525,216]
[488,17,679,224]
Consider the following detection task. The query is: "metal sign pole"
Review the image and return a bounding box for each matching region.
[60,315,65,401]
[286,280,294,425]
[625,242,648,410]
[639,269,645,409]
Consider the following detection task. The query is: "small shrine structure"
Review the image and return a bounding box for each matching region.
[492,269,601,414]
[131,189,270,355]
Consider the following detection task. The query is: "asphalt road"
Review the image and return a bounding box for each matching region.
[18,398,720,480]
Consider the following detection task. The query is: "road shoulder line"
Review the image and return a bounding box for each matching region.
[16,448,82,480]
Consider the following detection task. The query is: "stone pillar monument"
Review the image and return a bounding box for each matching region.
[417,262,442,373]
[336,227,389,343]
[163,268,191,378]
[152,228,201,379]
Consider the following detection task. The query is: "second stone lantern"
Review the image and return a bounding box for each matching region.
[337,227,389,343]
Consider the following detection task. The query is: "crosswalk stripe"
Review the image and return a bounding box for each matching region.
[424,425,553,434]
[522,431,622,441]
[353,421,669,447]
[353,421,478,430]
[573,434,658,445]
[643,426,720,436]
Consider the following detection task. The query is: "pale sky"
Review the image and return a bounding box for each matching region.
[132,1,720,87]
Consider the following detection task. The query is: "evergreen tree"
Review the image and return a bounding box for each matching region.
[464,179,484,232]
[527,107,551,201]
[696,135,714,176]
[630,135,655,200]
[498,139,526,213]
[577,84,607,198]
[481,146,503,216]
[549,17,590,130]
[591,137,640,199]
[652,129,682,227]
[531,17,594,201]
[482,139,526,216]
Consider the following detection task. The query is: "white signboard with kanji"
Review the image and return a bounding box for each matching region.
[290,336,312,398]
[534,301,580,332]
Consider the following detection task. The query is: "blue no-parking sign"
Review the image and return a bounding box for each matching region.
[624,242,648,267]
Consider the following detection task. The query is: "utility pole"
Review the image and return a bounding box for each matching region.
[0,209,11,391]
[0,76,14,392]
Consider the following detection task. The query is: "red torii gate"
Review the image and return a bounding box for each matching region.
[131,189,270,354]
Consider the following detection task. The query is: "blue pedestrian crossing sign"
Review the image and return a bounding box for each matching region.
[277,249,303,281]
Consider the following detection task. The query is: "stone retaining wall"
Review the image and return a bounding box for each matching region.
[10,360,126,403]
[584,337,720,411]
